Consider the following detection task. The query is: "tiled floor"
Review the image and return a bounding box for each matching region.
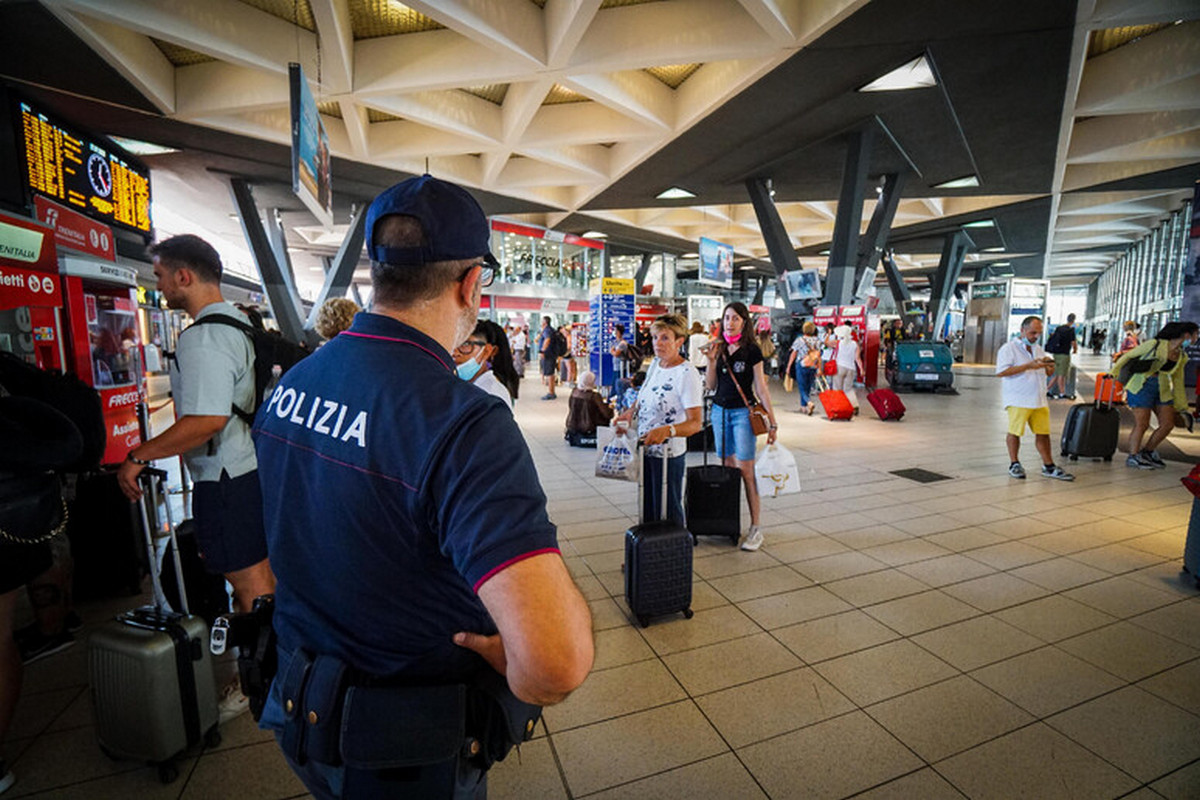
[5,358,1200,799]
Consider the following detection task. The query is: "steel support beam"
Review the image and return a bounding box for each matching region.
[304,204,366,338]
[229,178,307,344]
[880,250,911,306]
[745,177,801,279]
[350,283,365,309]
[928,230,970,339]
[854,172,906,297]
[825,126,875,305]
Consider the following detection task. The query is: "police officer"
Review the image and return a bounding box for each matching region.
[252,175,594,798]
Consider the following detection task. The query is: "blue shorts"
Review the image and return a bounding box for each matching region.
[712,404,757,462]
[1127,375,1165,409]
[192,469,269,574]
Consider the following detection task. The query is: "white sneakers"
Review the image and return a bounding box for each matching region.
[740,525,764,552]
[218,675,250,725]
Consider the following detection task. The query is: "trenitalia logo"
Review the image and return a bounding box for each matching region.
[107,391,139,408]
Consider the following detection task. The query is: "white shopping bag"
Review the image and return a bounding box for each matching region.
[595,425,639,482]
[755,444,801,498]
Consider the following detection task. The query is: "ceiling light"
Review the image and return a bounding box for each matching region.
[989,261,1011,267]
[858,55,936,92]
[681,252,699,259]
[819,249,830,256]
[581,231,607,239]
[656,187,696,200]
[108,135,179,156]
[934,175,980,189]
[963,219,995,229]
[982,246,1005,252]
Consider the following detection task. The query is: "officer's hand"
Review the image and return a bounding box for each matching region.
[453,631,507,676]
[117,458,144,502]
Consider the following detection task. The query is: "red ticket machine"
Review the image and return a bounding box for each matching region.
[812,304,881,388]
[59,255,145,465]
[0,211,66,369]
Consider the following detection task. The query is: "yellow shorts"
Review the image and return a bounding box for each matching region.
[1007,406,1050,436]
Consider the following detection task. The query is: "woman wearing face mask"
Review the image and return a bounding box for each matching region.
[1114,321,1199,469]
[453,319,520,409]
[615,314,704,527]
[705,302,778,551]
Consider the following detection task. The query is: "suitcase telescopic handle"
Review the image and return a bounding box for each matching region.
[636,440,672,524]
[136,468,191,617]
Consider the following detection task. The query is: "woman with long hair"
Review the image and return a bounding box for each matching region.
[704,302,778,551]
[453,319,520,408]
[1114,321,1198,468]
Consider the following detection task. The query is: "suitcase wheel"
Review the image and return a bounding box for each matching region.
[157,762,180,784]
[683,608,694,620]
[729,534,739,546]
[1103,456,1112,462]
[205,727,222,749]
[1069,455,1078,461]
[638,615,650,629]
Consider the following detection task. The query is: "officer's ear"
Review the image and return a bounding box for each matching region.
[457,264,482,308]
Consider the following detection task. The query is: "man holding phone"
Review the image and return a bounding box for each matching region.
[995,316,1075,481]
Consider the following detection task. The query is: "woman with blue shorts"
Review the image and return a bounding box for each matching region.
[1114,321,1198,469]
[703,302,779,551]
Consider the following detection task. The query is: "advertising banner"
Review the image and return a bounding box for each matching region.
[698,236,733,289]
[289,63,333,227]
[781,269,822,302]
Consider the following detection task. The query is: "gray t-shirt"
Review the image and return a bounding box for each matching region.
[169,302,258,482]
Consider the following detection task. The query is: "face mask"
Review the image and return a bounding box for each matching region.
[723,332,741,344]
[456,356,483,382]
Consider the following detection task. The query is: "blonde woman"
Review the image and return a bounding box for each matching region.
[314,297,360,341]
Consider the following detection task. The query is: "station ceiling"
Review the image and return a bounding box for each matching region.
[1,0,1197,295]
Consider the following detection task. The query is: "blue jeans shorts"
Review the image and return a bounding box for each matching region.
[191,469,269,575]
[712,404,757,462]
[1126,375,1163,409]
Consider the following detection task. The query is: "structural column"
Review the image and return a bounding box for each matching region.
[928,230,970,339]
[229,178,308,345]
[825,126,875,305]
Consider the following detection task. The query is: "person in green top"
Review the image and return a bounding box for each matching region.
[1113,321,1199,469]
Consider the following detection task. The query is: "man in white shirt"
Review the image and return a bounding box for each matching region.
[995,316,1074,481]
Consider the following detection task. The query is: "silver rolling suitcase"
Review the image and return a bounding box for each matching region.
[87,467,220,783]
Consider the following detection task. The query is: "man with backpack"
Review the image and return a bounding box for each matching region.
[116,234,276,721]
[1044,313,1079,399]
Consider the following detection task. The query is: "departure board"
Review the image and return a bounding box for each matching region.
[17,101,151,234]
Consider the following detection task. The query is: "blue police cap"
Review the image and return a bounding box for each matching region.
[365,174,498,268]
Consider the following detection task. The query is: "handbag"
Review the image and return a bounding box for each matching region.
[1116,339,1158,385]
[0,471,68,545]
[720,351,770,437]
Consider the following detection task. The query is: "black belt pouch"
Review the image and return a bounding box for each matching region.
[303,655,350,765]
[279,649,314,764]
[340,684,466,769]
[468,669,543,769]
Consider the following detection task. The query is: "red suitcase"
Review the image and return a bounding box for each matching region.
[1094,373,1125,405]
[819,389,854,420]
[867,388,905,420]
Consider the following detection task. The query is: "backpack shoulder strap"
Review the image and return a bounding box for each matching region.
[181,314,258,426]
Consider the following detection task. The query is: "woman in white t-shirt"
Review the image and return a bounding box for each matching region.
[832,329,865,413]
[454,320,520,410]
[616,314,704,526]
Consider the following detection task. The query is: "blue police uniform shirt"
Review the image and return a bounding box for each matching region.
[253,313,559,713]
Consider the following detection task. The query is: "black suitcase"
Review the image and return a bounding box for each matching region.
[67,470,145,599]
[1060,398,1119,461]
[625,446,693,628]
[685,398,741,544]
[159,519,231,627]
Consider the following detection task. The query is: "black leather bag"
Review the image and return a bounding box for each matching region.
[0,471,67,546]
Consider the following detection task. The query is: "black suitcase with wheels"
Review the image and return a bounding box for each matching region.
[625,446,693,628]
[1060,397,1119,461]
[685,398,741,544]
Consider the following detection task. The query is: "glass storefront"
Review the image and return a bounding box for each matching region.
[489,221,603,291]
